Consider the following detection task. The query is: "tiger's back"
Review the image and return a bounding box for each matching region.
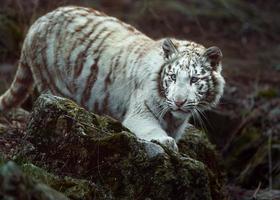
[1,6,155,120]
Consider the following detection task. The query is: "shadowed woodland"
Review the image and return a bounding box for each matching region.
[0,0,280,199]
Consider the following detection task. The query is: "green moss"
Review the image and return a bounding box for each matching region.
[0,126,5,135]
[178,126,226,200]
[0,153,5,166]
[21,163,104,199]
[257,88,278,99]
[0,161,71,199]
[0,80,7,94]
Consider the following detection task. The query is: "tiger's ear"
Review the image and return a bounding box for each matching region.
[162,38,178,59]
[203,46,223,70]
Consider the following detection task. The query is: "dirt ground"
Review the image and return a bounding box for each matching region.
[0,0,280,199]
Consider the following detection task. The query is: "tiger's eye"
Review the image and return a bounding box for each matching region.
[170,74,176,81]
[190,77,199,84]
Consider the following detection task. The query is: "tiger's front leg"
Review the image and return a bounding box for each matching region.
[122,113,178,151]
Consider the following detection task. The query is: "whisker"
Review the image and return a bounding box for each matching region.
[195,107,209,132]
[190,109,197,127]
[195,108,208,132]
[197,104,215,131]
[157,106,169,124]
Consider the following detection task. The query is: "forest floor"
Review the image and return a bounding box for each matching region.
[0,0,280,199]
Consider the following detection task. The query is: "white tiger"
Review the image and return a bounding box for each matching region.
[0,6,225,151]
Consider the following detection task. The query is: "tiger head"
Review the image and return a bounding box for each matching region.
[158,38,225,115]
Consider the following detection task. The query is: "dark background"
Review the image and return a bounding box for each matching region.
[0,0,279,198]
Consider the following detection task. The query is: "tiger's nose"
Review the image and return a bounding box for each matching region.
[175,99,187,107]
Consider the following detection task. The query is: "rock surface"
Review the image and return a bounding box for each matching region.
[2,94,226,199]
[0,161,69,200]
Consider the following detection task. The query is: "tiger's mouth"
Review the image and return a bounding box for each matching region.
[178,108,191,114]
[171,107,190,114]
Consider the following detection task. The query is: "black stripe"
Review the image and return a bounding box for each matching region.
[55,13,76,94]
[65,17,92,75]
[80,30,115,107]
[73,19,115,79]
[41,8,80,96]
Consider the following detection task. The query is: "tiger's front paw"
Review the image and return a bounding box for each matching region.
[152,136,178,152]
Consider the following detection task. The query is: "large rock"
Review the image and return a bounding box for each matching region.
[0,161,69,200]
[15,94,226,200]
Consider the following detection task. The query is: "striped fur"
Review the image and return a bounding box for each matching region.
[0,6,225,150]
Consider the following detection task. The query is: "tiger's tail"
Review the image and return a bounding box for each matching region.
[0,59,34,111]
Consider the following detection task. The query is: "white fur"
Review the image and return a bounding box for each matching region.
[0,7,225,152]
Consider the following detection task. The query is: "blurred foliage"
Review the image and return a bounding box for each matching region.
[0,14,23,60]
[0,0,280,62]
[236,133,279,190]
[141,0,280,38]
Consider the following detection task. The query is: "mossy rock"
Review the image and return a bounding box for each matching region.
[178,126,226,199]
[21,163,105,199]
[15,94,226,200]
[0,161,69,200]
